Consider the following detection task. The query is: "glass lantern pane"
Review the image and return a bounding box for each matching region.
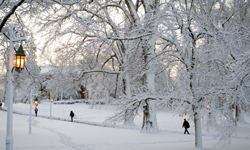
[16,56,21,68]
[21,56,25,69]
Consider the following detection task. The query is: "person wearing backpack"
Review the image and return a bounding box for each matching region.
[70,110,75,122]
[34,107,38,117]
[182,118,190,134]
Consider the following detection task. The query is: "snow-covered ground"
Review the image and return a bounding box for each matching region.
[0,102,250,150]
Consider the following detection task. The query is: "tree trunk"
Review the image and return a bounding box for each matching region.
[193,105,202,148]
[141,99,158,133]
[235,105,246,124]
[141,31,159,132]
[124,73,135,126]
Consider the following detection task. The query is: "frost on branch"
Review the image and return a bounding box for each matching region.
[104,93,161,133]
[213,109,236,147]
[104,95,142,126]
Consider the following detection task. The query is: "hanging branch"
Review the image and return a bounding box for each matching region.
[0,0,25,32]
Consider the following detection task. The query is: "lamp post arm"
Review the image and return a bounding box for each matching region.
[9,24,26,42]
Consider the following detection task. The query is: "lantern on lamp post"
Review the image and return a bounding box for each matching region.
[15,42,26,70]
[34,98,38,106]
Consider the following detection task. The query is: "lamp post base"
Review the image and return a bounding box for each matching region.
[6,135,13,150]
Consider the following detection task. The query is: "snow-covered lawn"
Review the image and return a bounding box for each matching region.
[0,102,250,150]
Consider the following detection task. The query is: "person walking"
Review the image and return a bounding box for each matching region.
[34,107,38,117]
[70,110,75,122]
[182,118,190,134]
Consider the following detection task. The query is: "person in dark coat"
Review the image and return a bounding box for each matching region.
[70,110,75,122]
[182,118,190,134]
[34,107,38,117]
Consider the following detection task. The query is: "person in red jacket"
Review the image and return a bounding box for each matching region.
[34,107,38,117]
[182,118,190,134]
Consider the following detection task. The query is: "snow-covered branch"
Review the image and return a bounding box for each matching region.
[0,0,25,32]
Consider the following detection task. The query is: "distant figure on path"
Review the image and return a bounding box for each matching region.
[70,110,75,122]
[0,102,2,109]
[182,118,190,134]
[34,107,38,117]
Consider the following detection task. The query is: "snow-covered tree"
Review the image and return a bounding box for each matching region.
[107,0,249,147]
[33,0,161,130]
[221,0,250,126]
[1,0,249,148]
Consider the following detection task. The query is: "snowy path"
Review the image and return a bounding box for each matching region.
[27,115,197,150]
[1,103,250,150]
[31,118,92,150]
[0,110,197,150]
